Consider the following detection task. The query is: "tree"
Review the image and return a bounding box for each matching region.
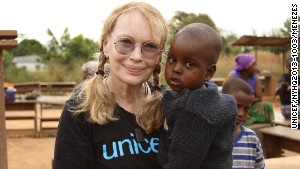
[169,11,217,33]
[65,34,98,60]
[46,28,71,61]
[167,11,217,46]
[11,39,47,57]
[219,30,242,56]
[46,28,98,63]
[280,16,300,37]
[262,17,300,55]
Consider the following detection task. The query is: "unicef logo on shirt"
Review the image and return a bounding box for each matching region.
[102,133,159,160]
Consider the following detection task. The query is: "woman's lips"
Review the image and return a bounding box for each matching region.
[125,65,143,73]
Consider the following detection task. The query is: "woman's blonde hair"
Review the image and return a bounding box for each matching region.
[73,1,168,133]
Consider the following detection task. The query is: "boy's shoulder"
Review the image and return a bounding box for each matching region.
[241,126,259,138]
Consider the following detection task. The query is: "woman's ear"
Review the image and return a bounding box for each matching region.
[102,38,109,55]
[205,64,216,80]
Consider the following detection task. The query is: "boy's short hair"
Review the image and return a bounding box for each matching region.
[177,23,222,65]
[222,78,253,95]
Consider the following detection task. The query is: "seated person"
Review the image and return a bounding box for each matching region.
[81,60,98,80]
[275,57,300,119]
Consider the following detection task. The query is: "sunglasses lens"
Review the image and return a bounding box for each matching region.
[142,42,160,58]
[115,38,134,55]
[114,37,161,59]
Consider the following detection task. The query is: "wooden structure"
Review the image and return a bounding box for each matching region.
[5,101,38,137]
[259,126,300,158]
[0,30,18,169]
[231,35,296,73]
[265,155,300,169]
[14,82,75,96]
[6,82,74,137]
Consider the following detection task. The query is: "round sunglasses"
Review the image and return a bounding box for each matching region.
[113,37,162,59]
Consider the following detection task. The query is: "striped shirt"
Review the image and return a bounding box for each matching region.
[232,125,265,169]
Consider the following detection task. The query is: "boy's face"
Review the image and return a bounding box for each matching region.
[231,90,253,127]
[165,34,215,92]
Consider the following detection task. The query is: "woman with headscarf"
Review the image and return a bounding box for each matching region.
[226,53,275,126]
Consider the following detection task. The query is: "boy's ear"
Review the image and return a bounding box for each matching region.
[205,64,216,80]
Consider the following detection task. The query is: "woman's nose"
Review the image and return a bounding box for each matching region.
[129,45,143,61]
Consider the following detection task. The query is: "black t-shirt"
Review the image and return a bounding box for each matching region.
[54,101,162,169]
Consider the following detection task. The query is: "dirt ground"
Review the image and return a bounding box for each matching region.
[7,137,55,169]
[6,108,61,169]
[3,100,298,169]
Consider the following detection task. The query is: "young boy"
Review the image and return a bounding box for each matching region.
[158,23,237,169]
[222,78,265,169]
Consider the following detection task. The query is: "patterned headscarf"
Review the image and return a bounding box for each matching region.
[234,54,255,71]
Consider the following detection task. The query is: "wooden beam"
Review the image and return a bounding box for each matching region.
[0,49,8,169]
[0,30,17,169]
[0,39,18,49]
[0,30,17,39]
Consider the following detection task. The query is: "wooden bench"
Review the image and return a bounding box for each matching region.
[14,82,75,137]
[265,155,300,169]
[248,123,272,143]
[40,82,75,95]
[37,95,70,137]
[14,82,75,96]
[274,110,300,127]
[5,101,39,137]
[259,126,300,158]
[14,82,40,96]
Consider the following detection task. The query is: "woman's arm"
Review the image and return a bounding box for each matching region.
[254,78,262,102]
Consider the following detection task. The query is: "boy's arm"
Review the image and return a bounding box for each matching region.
[255,137,265,169]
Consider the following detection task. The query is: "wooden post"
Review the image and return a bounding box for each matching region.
[282,47,286,73]
[0,30,18,169]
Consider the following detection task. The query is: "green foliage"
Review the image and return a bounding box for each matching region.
[64,34,98,62]
[219,30,243,56]
[4,27,98,83]
[280,16,300,37]
[169,11,217,33]
[11,39,47,57]
[46,28,98,63]
[166,11,217,50]
[3,50,14,67]
[261,16,300,55]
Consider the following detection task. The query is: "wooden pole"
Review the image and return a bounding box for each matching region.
[282,47,286,73]
[0,49,8,169]
[0,30,18,169]
[255,46,258,63]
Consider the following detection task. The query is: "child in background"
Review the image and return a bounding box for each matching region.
[275,57,300,119]
[222,78,265,169]
[158,23,237,169]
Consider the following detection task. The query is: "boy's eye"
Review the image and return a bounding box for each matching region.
[186,62,193,68]
[168,57,176,63]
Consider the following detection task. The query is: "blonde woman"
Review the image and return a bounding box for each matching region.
[54,2,167,168]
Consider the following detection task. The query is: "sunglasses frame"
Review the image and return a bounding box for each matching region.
[113,36,163,59]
